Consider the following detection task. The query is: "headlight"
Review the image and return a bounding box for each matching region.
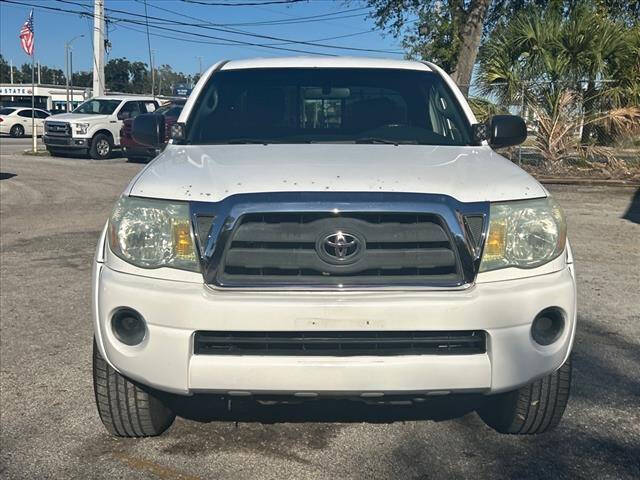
[480,197,566,272]
[108,196,200,272]
[75,122,89,134]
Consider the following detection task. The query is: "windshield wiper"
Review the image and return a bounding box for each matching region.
[355,137,417,145]
[225,138,272,145]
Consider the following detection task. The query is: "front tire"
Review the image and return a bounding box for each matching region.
[478,355,572,434]
[92,340,175,437]
[10,124,24,137]
[89,133,113,160]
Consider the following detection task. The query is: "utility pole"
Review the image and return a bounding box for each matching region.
[10,59,13,84]
[196,56,203,77]
[92,0,105,96]
[37,61,41,84]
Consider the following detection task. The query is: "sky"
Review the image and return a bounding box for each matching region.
[0,0,409,76]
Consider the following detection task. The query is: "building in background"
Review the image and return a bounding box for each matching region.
[0,84,89,113]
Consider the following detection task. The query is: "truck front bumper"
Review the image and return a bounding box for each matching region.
[43,135,88,148]
[93,263,576,397]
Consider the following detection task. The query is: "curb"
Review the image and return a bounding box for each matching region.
[536,177,640,187]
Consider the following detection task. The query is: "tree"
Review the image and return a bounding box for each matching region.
[477,3,640,166]
[129,61,150,94]
[366,0,491,95]
[105,58,132,93]
[0,55,13,83]
[72,71,92,88]
[365,0,640,95]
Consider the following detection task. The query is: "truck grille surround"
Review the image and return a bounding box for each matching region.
[191,192,489,289]
[194,330,487,356]
[44,121,71,137]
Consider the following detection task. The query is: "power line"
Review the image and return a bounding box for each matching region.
[54,0,403,55]
[1,0,338,56]
[179,0,304,6]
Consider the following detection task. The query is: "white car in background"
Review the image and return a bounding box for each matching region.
[93,57,576,438]
[43,95,158,159]
[0,107,51,137]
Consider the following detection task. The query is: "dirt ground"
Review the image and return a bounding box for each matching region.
[1,144,639,479]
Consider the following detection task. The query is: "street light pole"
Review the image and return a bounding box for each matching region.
[196,56,202,77]
[69,49,74,109]
[65,35,84,112]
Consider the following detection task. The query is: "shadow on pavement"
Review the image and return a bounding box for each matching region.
[0,172,17,180]
[167,393,484,425]
[622,187,640,224]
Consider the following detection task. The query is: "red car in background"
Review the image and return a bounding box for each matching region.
[120,102,184,162]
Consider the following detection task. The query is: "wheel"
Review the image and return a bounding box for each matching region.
[92,339,175,437]
[478,355,572,434]
[90,133,113,160]
[10,124,24,137]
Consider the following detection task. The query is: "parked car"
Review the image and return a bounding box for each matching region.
[43,96,158,159]
[92,57,575,437]
[120,101,184,162]
[0,107,51,137]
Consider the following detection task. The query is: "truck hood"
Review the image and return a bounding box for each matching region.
[46,113,110,123]
[127,144,546,203]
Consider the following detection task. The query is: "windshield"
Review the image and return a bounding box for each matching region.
[187,68,472,145]
[0,108,16,115]
[73,99,122,115]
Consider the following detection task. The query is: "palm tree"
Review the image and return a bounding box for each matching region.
[476,2,640,168]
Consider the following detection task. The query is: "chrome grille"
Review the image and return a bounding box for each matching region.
[218,212,460,286]
[192,192,489,289]
[45,121,71,137]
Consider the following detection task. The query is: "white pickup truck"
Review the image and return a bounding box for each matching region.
[92,57,575,437]
[43,95,158,159]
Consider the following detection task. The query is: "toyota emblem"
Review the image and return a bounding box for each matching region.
[317,231,364,264]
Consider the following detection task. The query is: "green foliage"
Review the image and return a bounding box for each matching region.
[365,0,640,74]
[477,2,638,108]
[468,96,508,122]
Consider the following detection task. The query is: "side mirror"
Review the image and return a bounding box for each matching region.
[473,115,527,148]
[132,113,164,147]
[117,111,130,120]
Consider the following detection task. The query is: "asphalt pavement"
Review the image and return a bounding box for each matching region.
[1,138,639,479]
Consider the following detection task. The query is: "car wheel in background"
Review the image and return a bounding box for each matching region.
[90,133,113,160]
[10,124,25,137]
[92,339,175,437]
[478,355,572,434]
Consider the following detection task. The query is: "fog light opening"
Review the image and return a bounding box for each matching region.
[111,308,146,346]
[531,307,565,346]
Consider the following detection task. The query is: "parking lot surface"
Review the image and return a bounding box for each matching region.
[1,138,639,479]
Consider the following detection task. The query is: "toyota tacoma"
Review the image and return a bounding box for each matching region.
[92,57,575,437]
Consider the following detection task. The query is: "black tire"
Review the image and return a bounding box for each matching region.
[10,124,24,137]
[89,133,113,160]
[478,355,572,434]
[92,340,175,437]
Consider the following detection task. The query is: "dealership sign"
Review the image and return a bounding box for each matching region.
[173,84,193,97]
[1,86,33,95]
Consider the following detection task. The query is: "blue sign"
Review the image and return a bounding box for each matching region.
[173,84,193,97]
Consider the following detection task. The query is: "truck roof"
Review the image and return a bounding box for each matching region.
[221,56,433,72]
[91,95,157,101]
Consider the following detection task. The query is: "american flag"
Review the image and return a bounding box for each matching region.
[19,10,34,57]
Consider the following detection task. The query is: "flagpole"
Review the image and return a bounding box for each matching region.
[31,47,36,153]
